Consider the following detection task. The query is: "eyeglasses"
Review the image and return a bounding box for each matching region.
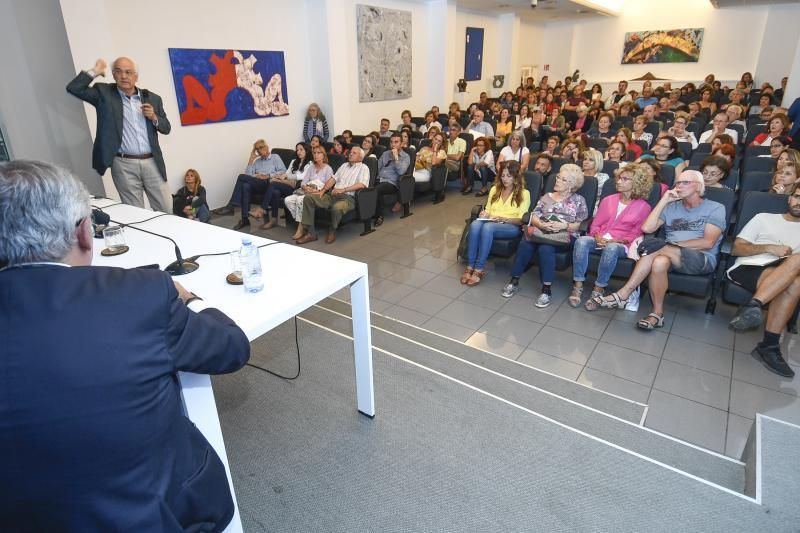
[112,68,136,77]
[674,180,696,187]
[555,175,569,182]
[702,169,723,178]
[655,144,672,149]
[255,145,267,150]
[616,176,632,182]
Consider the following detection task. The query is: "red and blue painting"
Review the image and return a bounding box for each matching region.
[167,48,289,126]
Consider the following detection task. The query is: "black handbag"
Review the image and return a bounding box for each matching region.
[637,237,668,256]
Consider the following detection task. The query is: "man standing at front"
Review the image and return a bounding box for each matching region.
[373,133,411,226]
[0,160,250,531]
[296,147,370,244]
[67,57,171,212]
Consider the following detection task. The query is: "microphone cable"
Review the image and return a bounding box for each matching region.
[245,316,301,380]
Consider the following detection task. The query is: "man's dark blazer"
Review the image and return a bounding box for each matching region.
[67,71,172,180]
[0,265,250,532]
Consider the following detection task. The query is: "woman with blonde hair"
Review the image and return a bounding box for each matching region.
[501,163,589,307]
[286,145,333,239]
[413,132,446,185]
[461,161,531,286]
[770,162,800,195]
[172,168,209,222]
[571,164,653,309]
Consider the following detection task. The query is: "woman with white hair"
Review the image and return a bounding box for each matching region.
[568,104,594,138]
[501,163,589,308]
[302,103,329,142]
[496,131,530,175]
[581,148,610,210]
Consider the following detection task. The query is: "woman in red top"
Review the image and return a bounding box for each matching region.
[616,127,642,159]
[750,113,792,146]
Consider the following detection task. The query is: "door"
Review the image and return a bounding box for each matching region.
[464,27,484,81]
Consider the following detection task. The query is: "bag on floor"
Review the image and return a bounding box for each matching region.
[457,218,471,262]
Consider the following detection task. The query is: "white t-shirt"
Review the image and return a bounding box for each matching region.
[728,213,800,272]
[499,146,529,163]
[698,127,739,145]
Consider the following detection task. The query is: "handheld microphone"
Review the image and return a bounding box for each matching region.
[140,88,150,102]
[112,219,199,276]
[91,208,111,238]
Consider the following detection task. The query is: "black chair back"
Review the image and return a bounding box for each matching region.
[601,159,619,177]
[411,117,425,127]
[704,186,736,226]
[523,171,543,202]
[328,154,347,173]
[739,170,774,197]
[742,156,776,173]
[695,142,712,154]
[733,192,789,236]
[744,144,771,157]
[659,164,676,187]
[677,142,693,160]
[363,156,378,187]
[690,152,708,167]
[378,136,391,148]
[351,135,366,145]
[271,148,296,169]
[550,157,569,175]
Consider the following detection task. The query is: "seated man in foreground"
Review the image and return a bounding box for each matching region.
[296,146,370,244]
[212,139,286,230]
[0,160,250,531]
[727,188,800,377]
[592,170,726,330]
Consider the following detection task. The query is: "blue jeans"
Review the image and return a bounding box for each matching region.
[572,236,627,288]
[228,174,269,221]
[466,220,521,270]
[467,165,493,188]
[510,238,573,284]
[261,181,295,218]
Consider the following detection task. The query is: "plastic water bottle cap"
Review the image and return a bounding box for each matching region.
[241,237,253,245]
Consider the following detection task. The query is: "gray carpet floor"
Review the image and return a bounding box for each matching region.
[213,319,798,532]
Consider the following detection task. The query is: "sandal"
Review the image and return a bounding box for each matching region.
[475,188,489,197]
[637,312,665,330]
[460,268,474,285]
[568,286,583,308]
[466,269,485,286]
[583,289,604,311]
[589,292,627,311]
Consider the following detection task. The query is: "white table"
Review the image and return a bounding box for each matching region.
[91,199,375,531]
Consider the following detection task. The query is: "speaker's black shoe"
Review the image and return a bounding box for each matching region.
[752,343,795,378]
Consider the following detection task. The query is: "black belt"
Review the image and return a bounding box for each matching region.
[115,153,153,160]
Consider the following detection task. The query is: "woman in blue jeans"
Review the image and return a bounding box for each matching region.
[461,161,530,286]
[570,163,653,310]
[501,164,588,308]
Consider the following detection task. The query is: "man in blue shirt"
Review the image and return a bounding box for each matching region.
[212,140,287,230]
[634,87,659,110]
[590,170,726,330]
[467,109,495,139]
[373,133,411,225]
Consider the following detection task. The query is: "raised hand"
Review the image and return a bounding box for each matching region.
[94,58,107,77]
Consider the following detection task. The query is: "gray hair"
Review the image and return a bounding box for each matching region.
[0,160,90,265]
[560,163,585,192]
[680,169,705,196]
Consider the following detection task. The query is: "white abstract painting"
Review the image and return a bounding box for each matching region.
[357,4,412,102]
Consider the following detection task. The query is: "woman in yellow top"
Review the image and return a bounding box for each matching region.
[461,160,531,286]
[495,108,514,147]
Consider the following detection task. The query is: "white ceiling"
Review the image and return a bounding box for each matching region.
[456,0,613,23]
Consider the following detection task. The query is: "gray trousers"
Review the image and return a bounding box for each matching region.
[110,156,169,212]
[301,193,356,231]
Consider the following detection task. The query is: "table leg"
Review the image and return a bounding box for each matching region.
[350,274,376,417]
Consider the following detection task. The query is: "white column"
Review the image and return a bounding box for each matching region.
[783,33,800,106]
[495,13,520,96]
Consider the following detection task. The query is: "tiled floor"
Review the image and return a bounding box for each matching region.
[213,186,800,459]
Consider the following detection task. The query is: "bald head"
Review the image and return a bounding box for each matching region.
[111,57,138,95]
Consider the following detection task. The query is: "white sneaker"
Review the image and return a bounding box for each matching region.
[625,287,640,312]
[535,292,552,308]
[501,282,519,298]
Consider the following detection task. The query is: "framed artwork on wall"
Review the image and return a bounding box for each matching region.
[168,48,289,126]
[357,4,412,102]
[621,28,704,64]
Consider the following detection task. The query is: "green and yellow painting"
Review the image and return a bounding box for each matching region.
[622,28,704,64]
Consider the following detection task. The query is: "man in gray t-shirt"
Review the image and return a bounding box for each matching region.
[592,170,726,331]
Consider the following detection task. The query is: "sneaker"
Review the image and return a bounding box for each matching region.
[624,287,640,312]
[729,304,764,331]
[752,343,795,378]
[535,292,552,308]
[501,281,519,298]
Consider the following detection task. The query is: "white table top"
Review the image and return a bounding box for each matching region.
[91,199,368,341]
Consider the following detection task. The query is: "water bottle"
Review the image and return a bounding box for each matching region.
[239,237,264,293]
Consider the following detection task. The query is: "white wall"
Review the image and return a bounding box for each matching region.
[537,0,800,89]
[60,0,316,209]
[518,21,545,84]
[0,0,99,193]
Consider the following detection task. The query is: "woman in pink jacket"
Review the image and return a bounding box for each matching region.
[569,163,653,310]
